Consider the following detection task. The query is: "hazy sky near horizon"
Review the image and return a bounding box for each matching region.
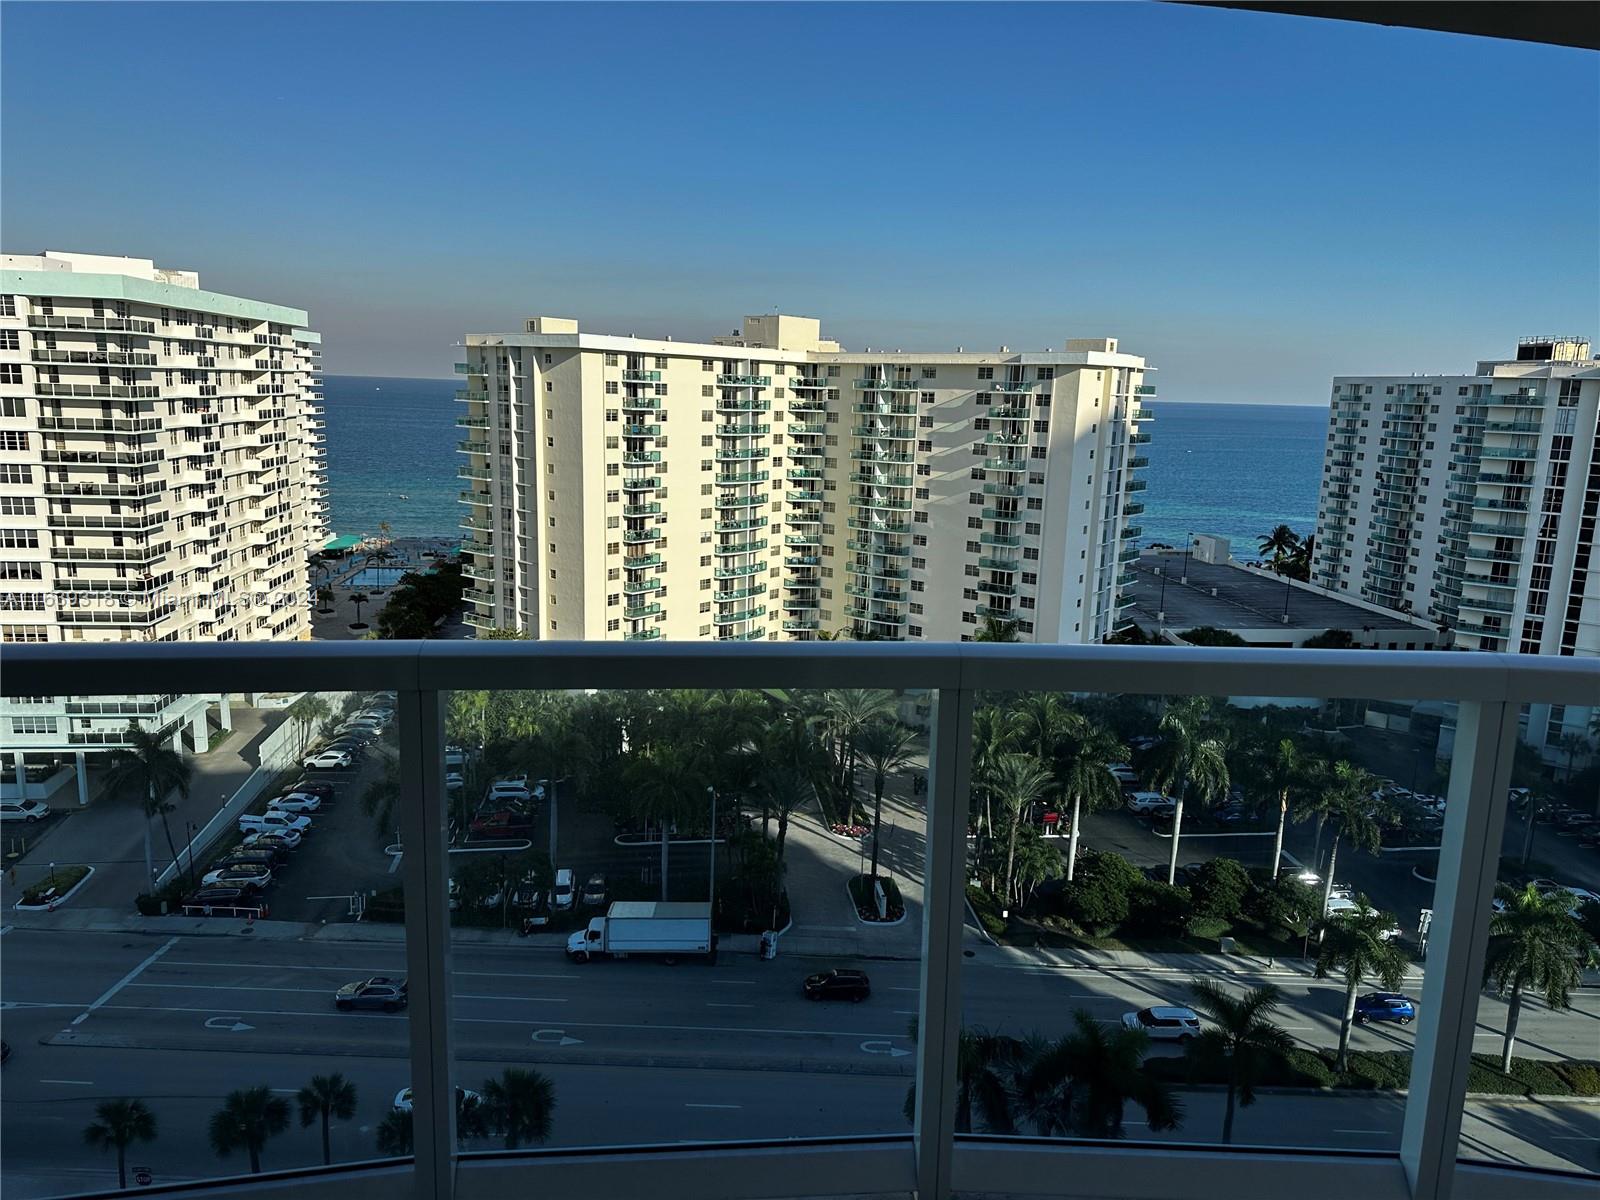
[3,3,1595,402]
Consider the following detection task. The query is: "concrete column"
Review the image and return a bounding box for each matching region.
[13,751,25,798]
[168,729,182,754]
[75,751,88,807]
[190,710,207,751]
[217,695,233,732]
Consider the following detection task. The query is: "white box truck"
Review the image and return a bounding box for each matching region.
[565,901,715,964]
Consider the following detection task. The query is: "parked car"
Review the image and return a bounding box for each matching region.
[469,809,533,839]
[287,780,335,799]
[182,886,266,916]
[393,1085,479,1115]
[804,968,871,1002]
[201,865,272,891]
[303,749,353,770]
[1354,992,1416,1024]
[243,828,302,851]
[239,810,312,836]
[1125,792,1173,815]
[0,799,50,823]
[269,792,322,814]
[217,848,287,871]
[489,779,534,804]
[1107,763,1138,785]
[1122,1006,1202,1042]
[552,868,575,911]
[334,977,408,1012]
[581,873,608,907]
[445,771,465,793]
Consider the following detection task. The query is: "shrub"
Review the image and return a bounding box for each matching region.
[1060,850,1141,935]
[966,885,1007,938]
[1189,858,1250,920]
[1246,872,1319,935]
[1178,626,1248,647]
[1125,881,1192,938]
[1302,629,1357,649]
[18,865,89,906]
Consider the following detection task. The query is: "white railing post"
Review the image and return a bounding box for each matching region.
[915,682,976,1200]
[399,688,456,1200]
[1400,699,1519,1200]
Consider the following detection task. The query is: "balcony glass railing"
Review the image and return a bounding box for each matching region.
[0,643,1592,1200]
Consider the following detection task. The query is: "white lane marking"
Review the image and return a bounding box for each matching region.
[39,1079,96,1086]
[72,937,179,1026]
[888,986,918,992]
[459,994,568,1003]
[1334,1129,1390,1135]
[162,960,581,984]
[127,983,331,995]
[685,1103,742,1109]
[706,1003,753,1009]
[0,925,12,937]
[719,980,757,986]
[894,1010,917,1016]
[270,1088,299,1095]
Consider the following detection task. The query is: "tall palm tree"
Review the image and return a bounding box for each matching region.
[1053,711,1126,882]
[756,710,828,866]
[285,693,330,755]
[969,704,1017,840]
[819,688,897,819]
[208,1086,291,1174]
[104,721,192,887]
[856,720,920,878]
[1483,884,1599,1073]
[1313,900,1409,1071]
[296,1073,358,1166]
[1010,693,1068,763]
[990,753,1055,907]
[1256,738,1319,880]
[1554,731,1590,782]
[1147,698,1230,886]
[374,1110,413,1157]
[83,1098,158,1189]
[349,591,371,629]
[1185,981,1295,1143]
[480,1067,556,1149]
[1020,1010,1181,1138]
[901,1022,1024,1133]
[1257,524,1301,562]
[1304,761,1384,916]
[628,742,708,900]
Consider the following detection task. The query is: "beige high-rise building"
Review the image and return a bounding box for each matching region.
[0,251,326,762]
[456,314,1152,643]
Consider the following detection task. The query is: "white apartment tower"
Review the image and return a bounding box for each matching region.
[457,314,1152,644]
[1313,337,1599,757]
[0,252,327,759]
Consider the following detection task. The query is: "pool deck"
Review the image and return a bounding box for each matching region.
[309,534,466,642]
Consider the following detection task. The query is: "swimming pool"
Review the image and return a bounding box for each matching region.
[347,566,407,589]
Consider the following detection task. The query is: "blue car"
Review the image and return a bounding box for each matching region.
[1354,992,1415,1025]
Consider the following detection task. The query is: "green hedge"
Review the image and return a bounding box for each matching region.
[1147,1048,1600,1097]
[967,885,1007,938]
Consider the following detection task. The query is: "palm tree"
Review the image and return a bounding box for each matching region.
[969,704,1017,842]
[83,1099,158,1189]
[1313,899,1409,1071]
[990,753,1055,907]
[819,688,897,820]
[856,720,920,878]
[208,1086,291,1174]
[375,1109,413,1157]
[756,711,828,867]
[349,592,371,629]
[1256,738,1319,880]
[1185,980,1295,1143]
[297,1073,358,1166]
[1483,884,1599,1072]
[1053,711,1126,882]
[1304,761,1384,916]
[628,742,707,900]
[1010,693,1067,763]
[974,614,1020,642]
[1555,731,1590,781]
[901,1022,1024,1133]
[1147,698,1230,886]
[105,721,192,887]
[1257,524,1301,563]
[285,694,330,755]
[480,1067,556,1149]
[1020,1010,1181,1138]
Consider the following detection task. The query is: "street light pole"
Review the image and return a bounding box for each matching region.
[706,786,717,919]
[1181,532,1194,584]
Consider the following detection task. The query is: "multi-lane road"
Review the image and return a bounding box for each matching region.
[2,926,1596,1196]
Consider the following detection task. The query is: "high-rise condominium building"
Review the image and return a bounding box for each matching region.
[0,251,326,759]
[457,314,1151,644]
[1312,337,1599,759]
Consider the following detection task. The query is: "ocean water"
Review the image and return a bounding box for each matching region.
[320,378,1328,553]
[1135,401,1324,554]
[322,375,461,540]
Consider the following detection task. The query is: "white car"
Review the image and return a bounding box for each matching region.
[244,828,303,850]
[1107,763,1138,784]
[445,771,465,792]
[240,810,312,836]
[0,799,50,823]
[489,782,533,804]
[552,868,575,911]
[1125,792,1173,815]
[304,750,353,770]
[269,792,322,814]
[203,865,273,889]
[1123,1006,1201,1042]
[1533,880,1600,915]
[393,1086,479,1115]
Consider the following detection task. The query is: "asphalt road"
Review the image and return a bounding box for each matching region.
[2,927,1596,1196]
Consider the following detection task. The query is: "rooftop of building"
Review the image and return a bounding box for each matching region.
[1123,546,1428,638]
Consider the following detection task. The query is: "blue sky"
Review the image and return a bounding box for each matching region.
[3,2,1595,401]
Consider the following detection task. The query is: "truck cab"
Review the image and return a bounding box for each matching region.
[566,918,607,961]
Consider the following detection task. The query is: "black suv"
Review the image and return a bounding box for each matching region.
[803,968,871,1002]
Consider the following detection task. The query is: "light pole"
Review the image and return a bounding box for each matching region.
[184,820,198,891]
[706,786,717,918]
[1181,532,1194,584]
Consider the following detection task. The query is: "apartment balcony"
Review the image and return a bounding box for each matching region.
[788,377,828,390]
[978,554,1019,571]
[842,604,908,623]
[623,602,664,620]
[991,380,1038,394]
[715,515,767,533]
[54,543,164,565]
[713,539,768,557]
[622,475,661,492]
[462,588,496,606]
[457,440,490,456]
[623,502,662,518]
[1478,445,1538,459]
[1458,595,1516,614]
[851,449,914,464]
[982,456,1027,472]
[460,562,494,581]
[788,422,826,435]
[974,602,1015,620]
[1118,545,1140,563]
[847,537,911,557]
[717,422,768,436]
[622,528,665,545]
[457,465,491,481]
[1135,383,1158,394]
[1465,547,1522,563]
[1130,431,1153,445]
[852,378,918,392]
[714,448,769,462]
[712,604,767,624]
[624,423,661,438]
[980,532,1022,547]
[849,495,913,512]
[623,552,663,570]
[34,382,160,399]
[852,400,916,415]
[845,582,906,603]
[717,374,772,388]
[1123,501,1145,517]
[716,397,769,413]
[622,369,661,382]
[623,451,662,464]
[782,618,820,632]
[977,579,1018,596]
[462,611,498,631]
[983,432,1029,447]
[456,389,487,405]
[26,313,156,333]
[1469,522,1526,537]
[851,425,915,440]
[847,516,911,534]
[623,627,662,641]
[32,347,158,366]
[981,508,1022,523]
[621,394,660,410]
[1125,479,1148,493]
[717,470,770,486]
[784,532,822,547]
[716,583,768,603]
[455,415,490,430]
[788,468,825,482]
[990,405,1031,419]
[460,539,495,556]
[784,554,820,567]
[785,508,822,526]
[787,443,825,459]
[716,495,765,510]
[1128,455,1150,469]
[1,638,1591,1200]
[787,395,828,411]
[1487,393,1545,407]
[622,579,662,596]
[981,481,1025,497]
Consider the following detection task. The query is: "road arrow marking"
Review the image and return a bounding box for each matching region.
[204,1015,255,1032]
[859,1039,910,1058]
[531,1028,582,1047]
